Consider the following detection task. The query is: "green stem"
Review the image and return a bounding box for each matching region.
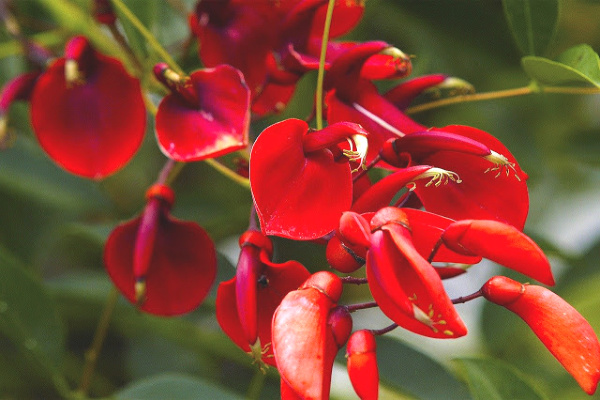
[77,287,120,396]
[246,368,267,400]
[315,0,336,130]
[406,83,600,114]
[109,0,184,75]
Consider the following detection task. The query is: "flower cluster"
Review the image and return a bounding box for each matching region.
[2,0,599,398]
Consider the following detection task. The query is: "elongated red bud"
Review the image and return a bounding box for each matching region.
[328,306,353,349]
[326,235,365,273]
[338,212,372,248]
[482,276,600,394]
[347,330,379,400]
[442,220,555,286]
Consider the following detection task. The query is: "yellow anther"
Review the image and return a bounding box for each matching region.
[409,167,462,190]
[342,134,369,172]
[65,59,85,86]
[134,280,146,307]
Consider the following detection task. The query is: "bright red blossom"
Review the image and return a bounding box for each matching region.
[30,36,146,179]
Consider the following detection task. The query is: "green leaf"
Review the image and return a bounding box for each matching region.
[521,44,600,88]
[0,248,68,395]
[376,336,471,400]
[455,357,549,400]
[502,0,560,55]
[114,373,245,400]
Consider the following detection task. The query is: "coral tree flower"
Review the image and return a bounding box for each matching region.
[482,276,600,395]
[273,271,352,399]
[366,207,467,338]
[216,229,310,368]
[104,184,216,316]
[154,63,250,162]
[347,329,379,400]
[30,36,146,179]
[250,118,368,240]
[190,0,365,115]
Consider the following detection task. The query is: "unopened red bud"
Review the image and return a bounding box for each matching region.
[326,235,365,273]
[301,271,343,303]
[482,276,600,395]
[339,211,372,248]
[370,206,409,232]
[347,330,378,400]
[238,229,273,256]
[328,306,352,349]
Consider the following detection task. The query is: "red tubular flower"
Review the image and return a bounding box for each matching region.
[482,276,600,395]
[250,118,368,240]
[30,36,145,179]
[409,125,529,230]
[273,271,351,399]
[347,330,379,400]
[215,230,310,367]
[0,71,41,148]
[441,219,555,286]
[104,184,216,316]
[154,63,250,162]
[366,207,467,338]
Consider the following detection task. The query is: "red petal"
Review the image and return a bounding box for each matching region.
[347,330,379,400]
[482,276,600,394]
[442,219,555,286]
[414,125,529,229]
[272,271,342,399]
[367,226,467,338]
[155,65,250,161]
[384,74,448,110]
[30,55,145,179]
[104,213,216,316]
[351,165,432,213]
[250,119,352,239]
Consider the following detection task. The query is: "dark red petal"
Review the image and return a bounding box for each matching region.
[250,119,352,240]
[384,74,448,110]
[251,80,296,116]
[104,213,216,316]
[367,227,467,338]
[401,208,482,264]
[30,55,145,179]
[414,125,529,230]
[482,276,600,395]
[347,330,379,400]
[442,219,554,285]
[155,65,250,161]
[0,71,40,112]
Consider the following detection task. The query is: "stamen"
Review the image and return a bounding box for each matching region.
[135,279,146,306]
[342,134,369,173]
[408,167,462,190]
[484,150,521,181]
[380,47,411,64]
[425,77,475,98]
[413,304,434,328]
[248,339,270,374]
[65,59,84,86]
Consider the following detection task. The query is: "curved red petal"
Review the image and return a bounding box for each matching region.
[104,213,216,316]
[156,65,250,161]
[414,125,529,230]
[443,219,554,286]
[483,276,600,394]
[367,227,467,338]
[273,271,341,399]
[384,74,448,110]
[30,55,145,179]
[347,330,379,400]
[250,119,352,239]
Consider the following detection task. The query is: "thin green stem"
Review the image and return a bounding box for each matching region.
[77,287,120,396]
[406,83,600,114]
[315,0,336,130]
[110,0,184,75]
[246,368,267,400]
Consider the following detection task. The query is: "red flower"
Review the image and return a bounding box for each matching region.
[30,36,145,179]
[154,63,250,162]
[190,0,365,115]
[482,276,600,395]
[441,219,554,285]
[250,118,368,240]
[366,207,467,338]
[272,271,351,399]
[104,184,216,316]
[347,330,379,400]
[216,229,310,368]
